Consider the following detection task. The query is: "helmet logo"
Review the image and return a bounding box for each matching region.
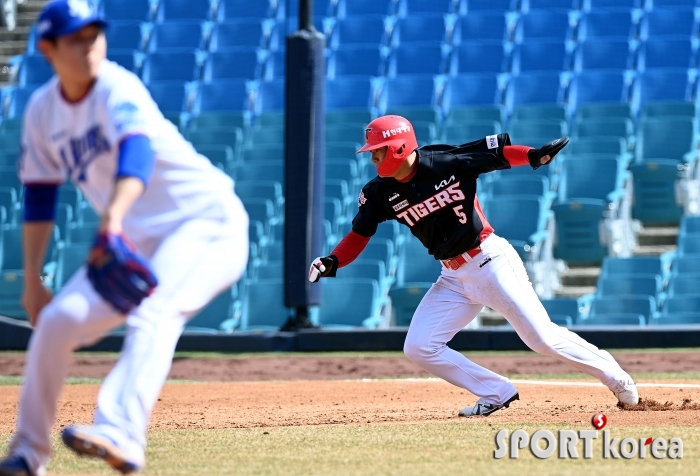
[382,125,412,139]
[365,128,371,140]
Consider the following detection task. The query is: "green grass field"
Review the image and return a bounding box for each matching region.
[1,423,695,476]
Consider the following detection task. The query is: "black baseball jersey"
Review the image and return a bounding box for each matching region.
[352,133,512,260]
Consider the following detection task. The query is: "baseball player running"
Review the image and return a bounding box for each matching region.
[0,1,248,475]
[309,115,639,417]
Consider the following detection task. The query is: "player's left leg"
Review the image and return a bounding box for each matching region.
[62,202,249,472]
[471,234,637,404]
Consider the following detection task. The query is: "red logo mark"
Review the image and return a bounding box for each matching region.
[645,437,653,446]
[591,413,607,430]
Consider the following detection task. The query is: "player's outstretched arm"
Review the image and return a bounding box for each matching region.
[308,231,371,282]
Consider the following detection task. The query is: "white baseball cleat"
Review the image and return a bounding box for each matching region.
[62,425,144,475]
[459,392,520,417]
[612,377,639,405]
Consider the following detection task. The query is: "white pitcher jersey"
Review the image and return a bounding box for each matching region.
[19,59,234,239]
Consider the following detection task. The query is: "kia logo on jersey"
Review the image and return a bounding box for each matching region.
[435,175,456,191]
[396,182,466,226]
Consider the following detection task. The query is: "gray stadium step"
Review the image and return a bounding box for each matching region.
[633,244,678,256]
[560,266,600,287]
[554,286,597,299]
[637,226,679,247]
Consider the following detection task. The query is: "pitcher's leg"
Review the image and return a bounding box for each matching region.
[10,271,123,474]
[403,281,517,404]
[92,218,248,459]
[482,237,631,391]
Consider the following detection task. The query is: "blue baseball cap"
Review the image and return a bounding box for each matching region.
[36,0,108,40]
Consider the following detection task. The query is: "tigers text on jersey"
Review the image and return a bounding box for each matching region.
[19,60,234,240]
[352,133,512,260]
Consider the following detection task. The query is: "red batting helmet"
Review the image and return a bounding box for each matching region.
[356,115,418,177]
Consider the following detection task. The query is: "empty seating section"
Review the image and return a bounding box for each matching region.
[3,0,700,328]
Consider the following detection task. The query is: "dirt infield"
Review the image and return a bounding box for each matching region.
[2,351,700,433]
[2,351,700,381]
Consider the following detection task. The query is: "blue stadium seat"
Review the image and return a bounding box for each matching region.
[570,70,631,105]
[203,48,263,81]
[326,77,376,110]
[636,39,698,70]
[66,223,97,245]
[651,313,700,325]
[642,101,696,119]
[597,275,661,299]
[672,255,700,275]
[327,46,387,79]
[379,75,441,116]
[640,7,699,39]
[105,21,144,50]
[397,0,465,16]
[444,74,501,109]
[219,0,277,20]
[668,273,700,296]
[187,286,237,331]
[234,181,283,206]
[146,21,205,52]
[580,314,646,326]
[637,117,697,162]
[573,39,632,71]
[483,196,549,259]
[643,0,699,7]
[444,121,502,142]
[577,9,635,41]
[568,137,628,157]
[455,41,506,74]
[140,51,201,83]
[589,296,655,321]
[511,40,570,73]
[459,12,509,41]
[465,0,513,12]
[209,20,272,51]
[0,272,26,319]
[521,0,576,10]
[388,283,432,326]
[336,0,397,19]
[254,79,285,113]
[108,50,138,72]
[387,43,455,76]
[240,198,275,226]
[327,16,395,50]
[231,161,284,183]
[156,0,212,21]
[327,126,366,147]
[340,259,393,293]
[510,104,567,122]
[541,298,580,323]
[577,102,632,121]
[193,80,250,113]
[515,10,574,42]
[601,256,664,278]
[191,112,246,130]
[242,279,289,330]
[246,126,284,148]
[395,14,456,45]
[678,233,700,255]
[446,105,502,125]
[16,54,52,87]
[575,117,633,141]
[56,242,90,288]
[147,81,187,114]
[552,199,608,264]
[262,50,285,79]
[622,153,684,215]
[486,175,550,198]
[505,72,565,112]
[633,68,694,105]
[509,119,568,140]
[661,295,700,315]
[186,125,243,153]
[577,0,640,11]
[4,86,38,119]
[101,0,153,21]
[681,215,700,234]
[320,278,384,328]
[557,156,626,204]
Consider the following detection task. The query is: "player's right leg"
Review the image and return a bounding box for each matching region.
[2,270,125,476]
[403,279,519,415]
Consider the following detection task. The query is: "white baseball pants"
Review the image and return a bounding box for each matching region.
[10,196,248,475]
[403,234,629,404]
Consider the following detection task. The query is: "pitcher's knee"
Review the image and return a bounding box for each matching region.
[403,337,443,364]
[33,303,85,351]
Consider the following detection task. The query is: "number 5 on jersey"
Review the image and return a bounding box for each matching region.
[453,205,468,224]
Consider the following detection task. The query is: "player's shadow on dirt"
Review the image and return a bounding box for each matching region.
[618,398,700,411]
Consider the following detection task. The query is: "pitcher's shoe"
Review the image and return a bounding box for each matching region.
[0,455,34,476]
[612,377,639,405]
[62,425,143,474]
[459,392,520,417]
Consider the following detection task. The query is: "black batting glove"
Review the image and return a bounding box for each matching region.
[308,255,339,283]
[528,137,570,170]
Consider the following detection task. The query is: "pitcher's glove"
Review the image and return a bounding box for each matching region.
[308,255,339,283]
[87,232,159,314]
[528,137,569,170]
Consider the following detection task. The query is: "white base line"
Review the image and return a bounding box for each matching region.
[359,378,700,389]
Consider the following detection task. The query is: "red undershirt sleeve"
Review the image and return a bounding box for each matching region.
[503,145,533,167]
[330,231,371,268]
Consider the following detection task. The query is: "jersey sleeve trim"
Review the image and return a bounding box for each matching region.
[503,145,533,167]
[116,134,155,185]
[331,231,371,268]
[23,184,59,222]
